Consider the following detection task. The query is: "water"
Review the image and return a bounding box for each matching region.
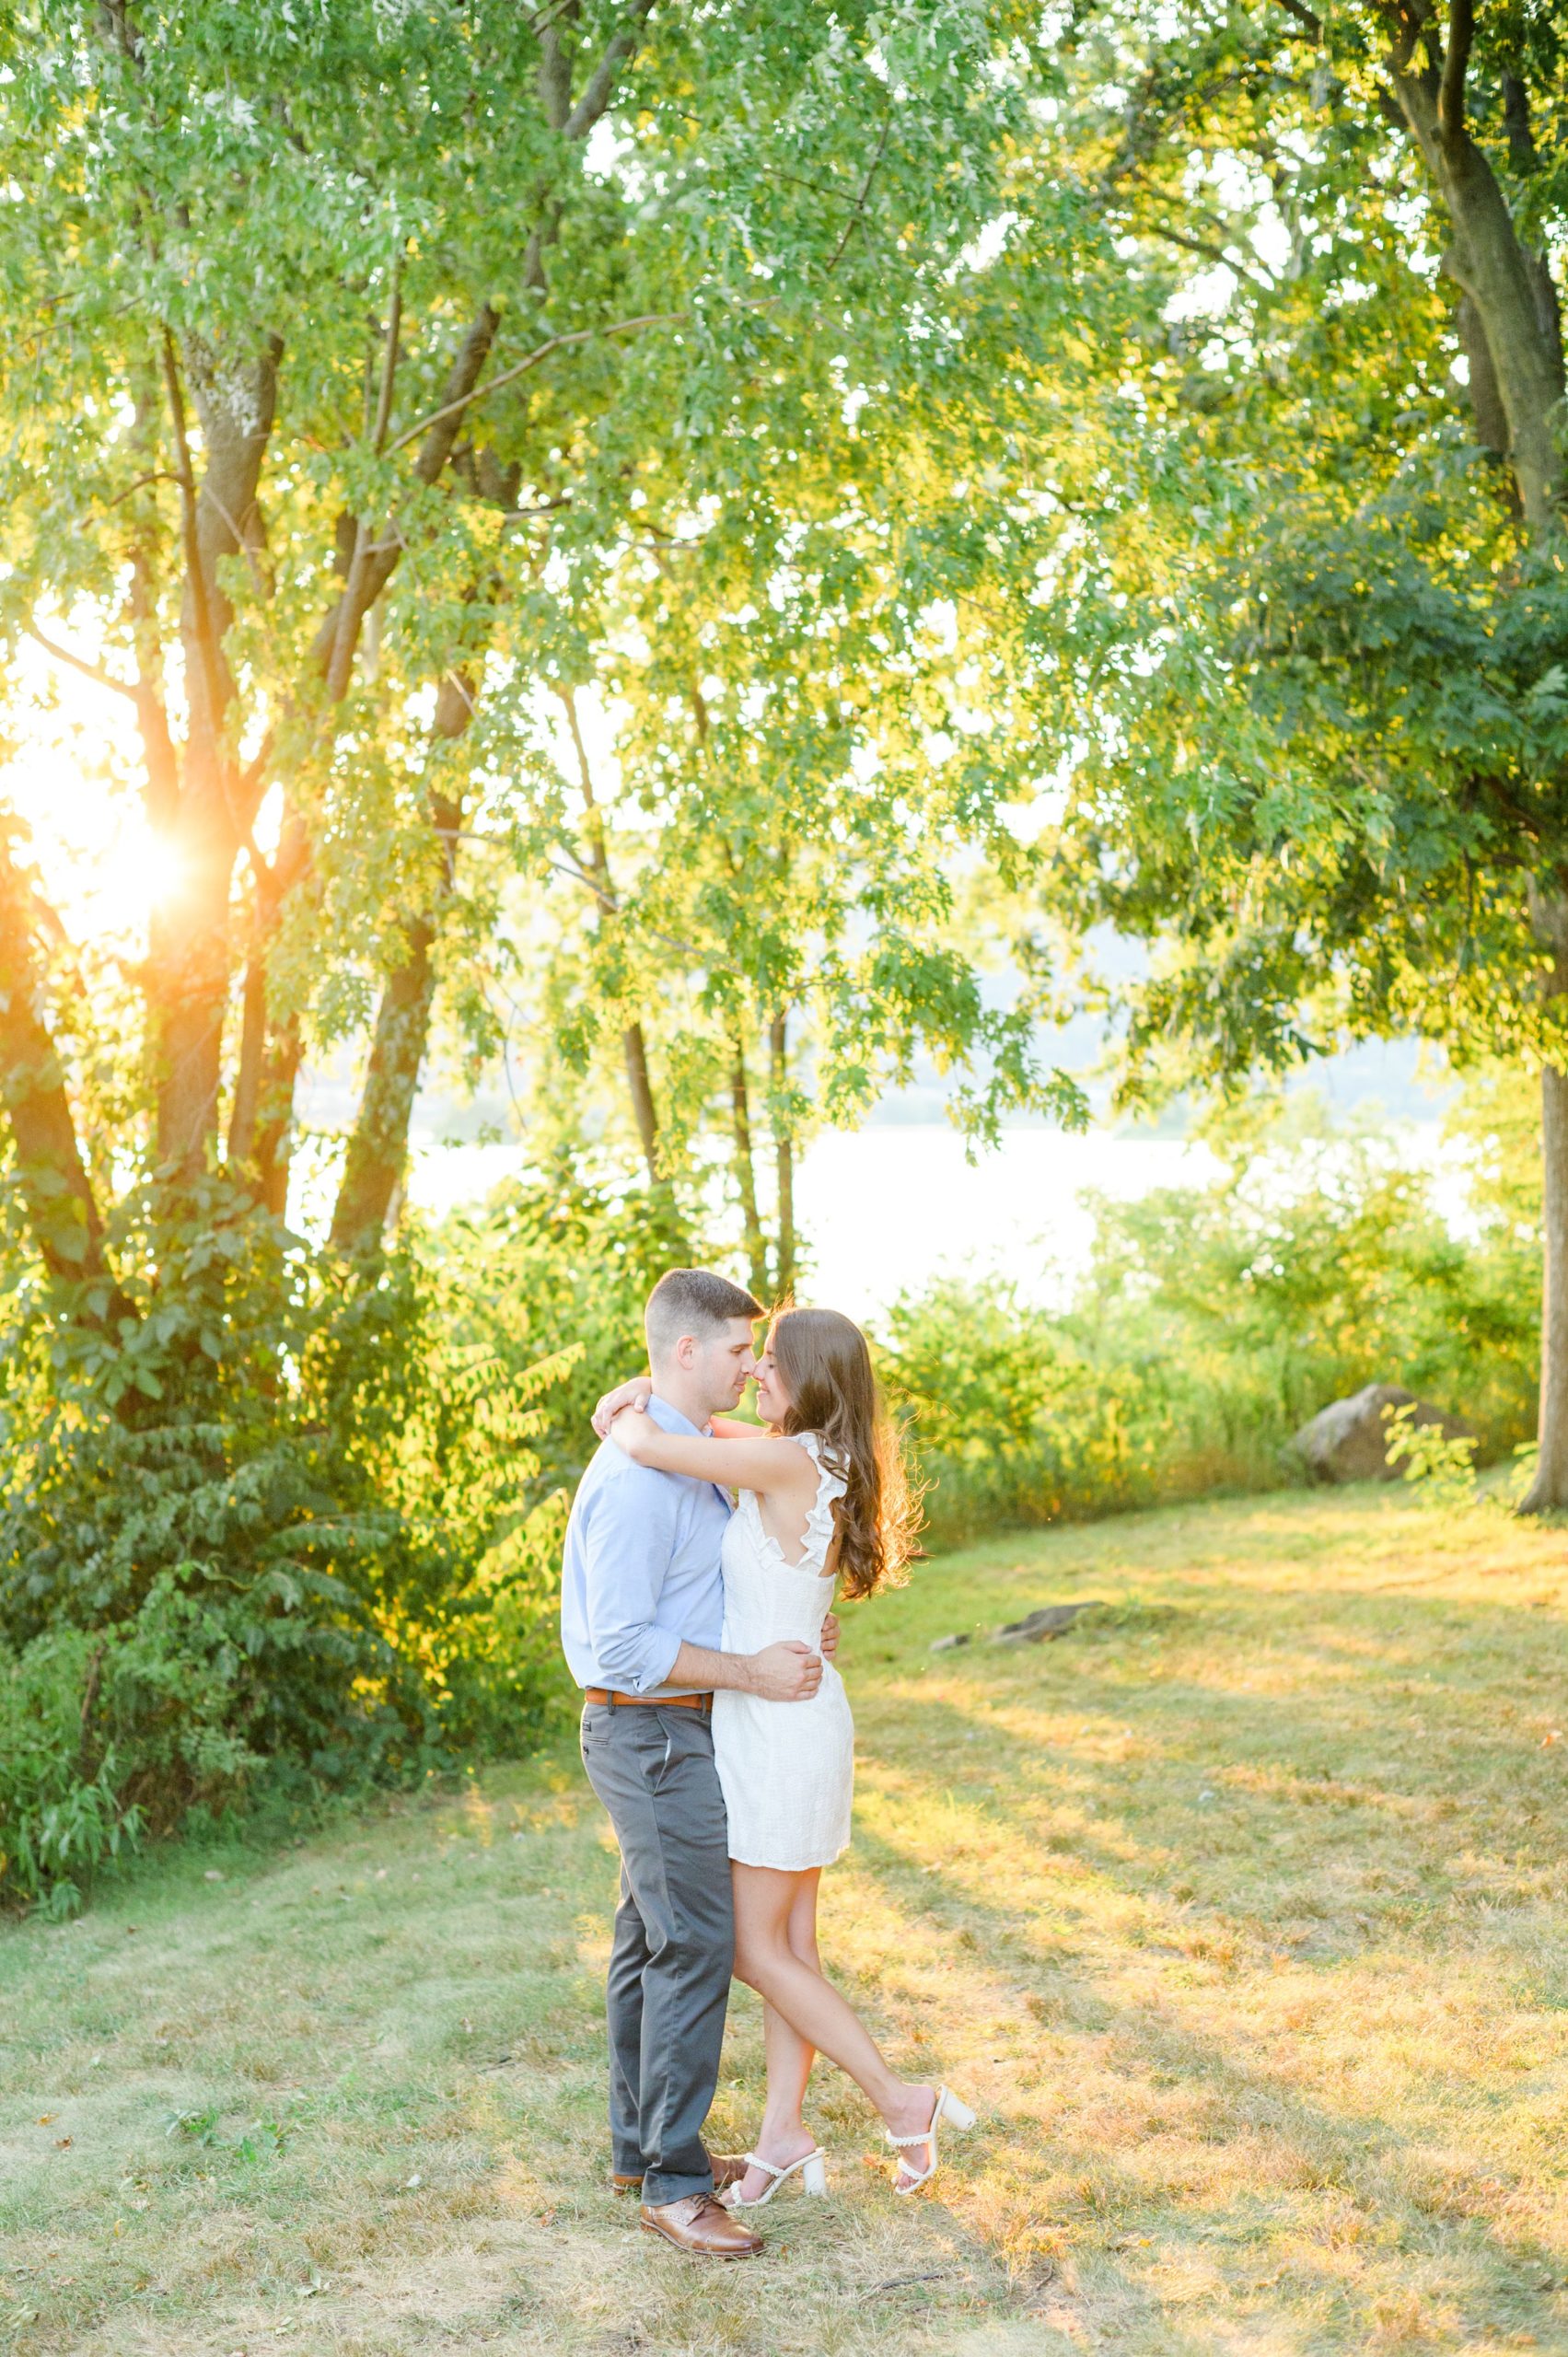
[404,1119,1463,1322]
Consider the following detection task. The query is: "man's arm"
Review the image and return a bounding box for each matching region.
[581,1476,685,1696]
[668,1638,823,1702]
[583,1472,823,1701]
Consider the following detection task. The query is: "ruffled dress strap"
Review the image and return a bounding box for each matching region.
[792,1431,847,1575]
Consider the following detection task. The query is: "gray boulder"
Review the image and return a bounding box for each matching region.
[992,1601,1105,1645]
[930,1600,1105,1652]
[1289,1383,1476,1484]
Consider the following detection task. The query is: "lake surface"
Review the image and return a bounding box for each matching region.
[404,1119,1460,1320]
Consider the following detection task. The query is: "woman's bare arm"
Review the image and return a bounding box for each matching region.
[608,1413,819,1502]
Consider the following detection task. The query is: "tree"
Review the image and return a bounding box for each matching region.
[3,1,654,1283]
[0,0,1066,1321]
[471,392,1093,1296]
[997,0,1568,1503]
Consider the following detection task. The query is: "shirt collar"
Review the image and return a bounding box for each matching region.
[645,1394,708,1438]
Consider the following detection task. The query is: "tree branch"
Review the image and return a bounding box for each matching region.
[1437,0,1472,148]
[328,264,407,702]
[546,853,704,963]
[385,306,688,459]
[563,0,656,141]
[159,328,229,743]
[373,246,403,453]
[826,108,893,274]
[25,623,139,703]
[404,305,502,490]
[103,467,179,512]
[1144,220,1277,292]
[197,481,271,600]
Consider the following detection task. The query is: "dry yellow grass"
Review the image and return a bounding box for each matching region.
[5,1483,1568,2353]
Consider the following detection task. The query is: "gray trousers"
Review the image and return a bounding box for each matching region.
[579,1700,734,2205]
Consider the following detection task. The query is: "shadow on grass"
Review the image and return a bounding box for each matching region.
[860,1585,1568,1882]
[835,1650,1568,2351]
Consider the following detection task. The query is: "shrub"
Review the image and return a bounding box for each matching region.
[425,1159,697,1502]
[0,1629,144,1920]
[881,1125,1537,1547]
[0,1174,574,1912]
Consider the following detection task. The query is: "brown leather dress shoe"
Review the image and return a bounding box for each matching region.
[639,2191,763,2258]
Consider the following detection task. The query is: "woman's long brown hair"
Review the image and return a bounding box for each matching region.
[769,1306,921,1599]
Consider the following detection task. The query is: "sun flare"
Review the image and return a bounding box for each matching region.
[82,823,186,939]
[18,778,185,943]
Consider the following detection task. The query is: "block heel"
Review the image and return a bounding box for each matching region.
[887,2085,976,2195]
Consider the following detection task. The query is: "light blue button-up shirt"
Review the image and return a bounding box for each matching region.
[560,1396,733,1697]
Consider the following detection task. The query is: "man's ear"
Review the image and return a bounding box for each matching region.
[673,1332,698,1370]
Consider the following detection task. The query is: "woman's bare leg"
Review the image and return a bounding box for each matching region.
[732,1864,937,2177]
[734,1871,821,2204]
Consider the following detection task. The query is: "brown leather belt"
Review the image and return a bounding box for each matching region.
[583,1688,713,1713]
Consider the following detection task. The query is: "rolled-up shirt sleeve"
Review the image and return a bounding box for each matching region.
[582,1472,688,1694]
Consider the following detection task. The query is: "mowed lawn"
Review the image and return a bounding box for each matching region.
[6,1489,1568,2357]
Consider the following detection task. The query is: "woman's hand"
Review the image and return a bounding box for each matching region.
[592,1375,653,1440]
[607,1406,661,1462]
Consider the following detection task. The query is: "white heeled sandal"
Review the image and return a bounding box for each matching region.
[719,2145,829,2211]
[887,2086,976,2195]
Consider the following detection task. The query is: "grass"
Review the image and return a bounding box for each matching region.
[5,1482,1568,2354]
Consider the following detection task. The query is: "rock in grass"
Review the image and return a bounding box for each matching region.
[930,1601,1106,1653]
[1288,1384,1475,1484]
[993,1601,1105,1644]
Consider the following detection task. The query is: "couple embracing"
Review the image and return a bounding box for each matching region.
[561,1268,975,2260]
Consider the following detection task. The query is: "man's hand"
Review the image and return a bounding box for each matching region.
[820,1611,842,1664]
[607,1407,659,1463]
[748,1641,823,1702]
[592,1375,653,1440]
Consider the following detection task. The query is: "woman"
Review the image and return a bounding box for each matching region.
[591,1304,974,2209]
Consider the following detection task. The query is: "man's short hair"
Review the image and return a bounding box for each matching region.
[645,1267,764,1361]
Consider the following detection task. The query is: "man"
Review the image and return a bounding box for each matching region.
[561,1267,835,2261]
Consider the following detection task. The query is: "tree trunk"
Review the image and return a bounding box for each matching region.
[559,684,684,1213]
[622,1023,689,1242]
[1523,1052,1568,1512]
[327,875,451,1256]
[231,806,314,1220]
[730,1043,770,1299]
[1387,47,1564,530]
[209,19,647,1210]
[330,675,472,1257]
[149,332,283,1175]
[622,1019,662,1183]
[770,1011,796,1297]
[1388,39,1568,1504]
[252,1016,303,1221]
[327,826,457,1256]
[0,837,133,1320]
[1521,883,1568,1511]
[226,929,268,1171]
[147,802,237,1172]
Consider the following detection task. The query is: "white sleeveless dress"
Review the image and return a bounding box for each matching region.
[712,1433,854,1871]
